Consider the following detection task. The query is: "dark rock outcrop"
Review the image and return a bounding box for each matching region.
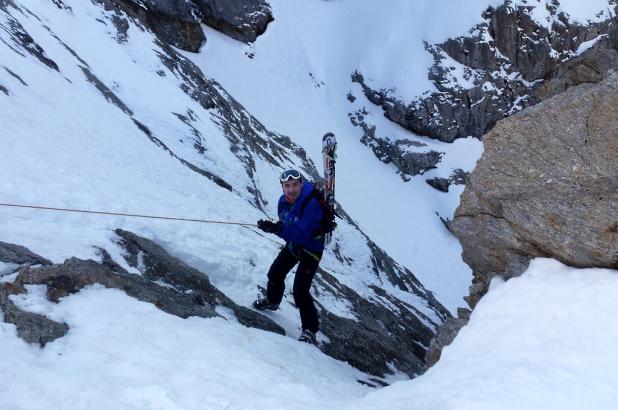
[0,232,285,348]
[355,1,618,142]
[426,169,469,192]
[349,106,443,179]
[426,177,449,192]
[113,0,273,50]
[110,0,206,51]
[0,241,52,266]
[114,229,283,334]
[0,284,69,347]
[194,0,273,43]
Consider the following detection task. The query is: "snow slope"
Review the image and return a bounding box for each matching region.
[0,0,447,381]
[3,259,617,409]
[357,259,618,410]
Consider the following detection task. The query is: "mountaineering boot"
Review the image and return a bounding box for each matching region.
[252,296,279,311]
[298,329,317,345]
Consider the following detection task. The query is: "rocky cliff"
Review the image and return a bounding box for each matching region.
[427,71,618,367]
[352,1,617,184]
[113,0,273,51]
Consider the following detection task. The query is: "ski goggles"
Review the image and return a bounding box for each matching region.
[279,169,302,183]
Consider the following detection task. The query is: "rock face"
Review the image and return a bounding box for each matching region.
[194,0,273,43]
[0,241,52,266]
[112,0,206,52]
[114,0,273,50]
[348,104,443,180]
[451,73,618,304]
[354,1,618,143]
[426,73,618,367]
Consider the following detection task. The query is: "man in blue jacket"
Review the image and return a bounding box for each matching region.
[253,169,325,345]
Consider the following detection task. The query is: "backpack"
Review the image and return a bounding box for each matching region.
[299,187,337,237]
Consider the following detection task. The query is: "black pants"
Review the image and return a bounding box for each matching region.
[266,246,322,333]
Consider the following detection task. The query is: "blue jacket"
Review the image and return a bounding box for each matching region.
[276,181,325,253]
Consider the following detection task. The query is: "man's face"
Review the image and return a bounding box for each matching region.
[282,179,302,202]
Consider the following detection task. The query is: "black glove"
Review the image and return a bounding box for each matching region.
[257,219,281,234]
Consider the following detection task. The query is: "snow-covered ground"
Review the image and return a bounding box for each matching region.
[357,258,618,410]
[2,258,617,409]
[2,0,618,408]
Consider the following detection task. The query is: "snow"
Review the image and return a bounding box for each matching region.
[2,259,617,409]
[575,34,609,55]
[511,0,616,28]
[0,261,18,276]
[356,259,618,410]
[2,0,617,408]
[2,284,370,410]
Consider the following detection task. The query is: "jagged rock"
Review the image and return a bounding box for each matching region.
[449,168,468,185]
[110,0,206,51]
[537,28,618,100]
[114,229,284,334]
[0,241,52,266]
[349,107,443,178]
[426,177,449,192]
[450,73,618,311]
[424,307,470,368]
[355,1,618,142]
[315,268,442,378]
[426,169,469,193]
[12,258,224,320]
[111,0,273,50]
[194,0,273,43]
[0,284,69,347]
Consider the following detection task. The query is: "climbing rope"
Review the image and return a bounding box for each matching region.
[0,202,257,227]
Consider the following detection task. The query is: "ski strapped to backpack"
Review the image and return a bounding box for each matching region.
[321,132,337,244]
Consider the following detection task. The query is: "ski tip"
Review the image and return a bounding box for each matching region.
[322,132,336,148]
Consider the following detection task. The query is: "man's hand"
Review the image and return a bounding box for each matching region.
[257,219,281,234]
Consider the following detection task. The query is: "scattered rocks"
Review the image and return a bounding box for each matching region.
[425,169,469,192]
[349,107,443,179]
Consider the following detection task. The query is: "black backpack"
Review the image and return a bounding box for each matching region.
[299,187,337,237]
